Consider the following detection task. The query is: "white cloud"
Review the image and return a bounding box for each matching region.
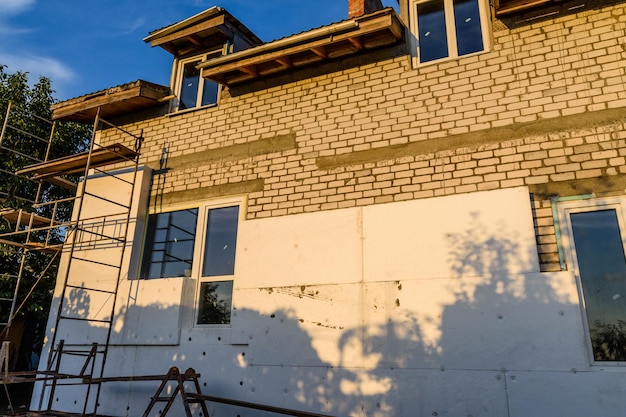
[0,25,33,36]
[115,17,146,37]
[0,51,76,82]
[0,0,36,17]
[0,50,79,98]
[0,0,36,36]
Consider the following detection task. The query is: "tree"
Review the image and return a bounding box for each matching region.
[0,64,91,371]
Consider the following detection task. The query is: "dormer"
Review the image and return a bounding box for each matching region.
[144,7,262,112]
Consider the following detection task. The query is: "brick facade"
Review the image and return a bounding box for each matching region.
[101,1,626,273]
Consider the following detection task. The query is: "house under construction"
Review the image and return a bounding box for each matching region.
[1,0,626,415]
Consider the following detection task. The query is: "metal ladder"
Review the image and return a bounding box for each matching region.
[143,367,335,417]
[142,367,210,417]
[35,110,143,416]
[0,102,144,415]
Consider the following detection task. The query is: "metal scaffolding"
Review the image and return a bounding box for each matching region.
[0,101,143,416]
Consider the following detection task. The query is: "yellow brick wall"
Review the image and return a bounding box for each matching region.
[100,2,626,272]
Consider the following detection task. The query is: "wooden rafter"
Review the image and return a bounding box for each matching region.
[275,56,293,68]
[239,65,258,76]
[310,46,328,58]
[349,36,365,50]
[186,34,204,47]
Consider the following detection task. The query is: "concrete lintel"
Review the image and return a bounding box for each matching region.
[317,108,626,170]
[150,179,264,208]
[529,175,626,200]
[156,131,297,170]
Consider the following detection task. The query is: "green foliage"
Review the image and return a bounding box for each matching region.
[0,64,91,368]
[591,319,626,361]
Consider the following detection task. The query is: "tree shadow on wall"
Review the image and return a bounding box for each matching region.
[33,212,590,417]
[200,213,582,417]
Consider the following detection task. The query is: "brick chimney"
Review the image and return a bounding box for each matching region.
[348,0,384,18]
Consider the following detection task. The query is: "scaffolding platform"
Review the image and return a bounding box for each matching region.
[16,143,138,180]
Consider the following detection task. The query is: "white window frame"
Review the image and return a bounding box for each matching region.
[172,49,223,112]
[409,0,492,67]
[192,198,244,327]
[140,197,245,327]
[557,196,626,366]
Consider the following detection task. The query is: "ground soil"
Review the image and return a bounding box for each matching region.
[0,383,32,416]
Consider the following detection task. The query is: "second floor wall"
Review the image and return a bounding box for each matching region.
[99,0,626,273]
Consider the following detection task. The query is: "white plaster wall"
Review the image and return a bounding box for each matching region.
[34,186,626,416]
[31,166,155,411]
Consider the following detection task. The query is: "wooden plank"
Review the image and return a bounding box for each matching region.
[52,81,170,121]
[23,242,63,253]
[16,144,138,179]
[0,209,55,227]
[89,371,200,383]
[496,0,551,15]
[149,15,225,47]
[387,15,405,40]
[0,238,60,253]
[46,176,78,191]
[189,393,335,417]
[0,238,28,248]
[51,88,141,121]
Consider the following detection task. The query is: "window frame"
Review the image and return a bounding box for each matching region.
[193,200,243,327]
[408,0,492,67]
[557,196,626,366]
[139,206,199,280]
[172,49,223,112]
[139,197,244,327]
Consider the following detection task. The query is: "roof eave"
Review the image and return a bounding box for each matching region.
[51,80,171,122]
[198,8,405,86]
[144,7,262,57]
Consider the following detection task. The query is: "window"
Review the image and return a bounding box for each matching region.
[410,0,490,65]
[140,202,241,326]
[174,50,222,111]
[140,209,198,279]
[558,197,626,363]
[197,205,239,325]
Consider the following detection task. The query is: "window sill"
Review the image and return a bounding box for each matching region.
[166,102,218,118]
[411,47,492,70]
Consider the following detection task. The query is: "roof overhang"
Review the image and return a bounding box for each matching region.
[198,8,404,86]
[51,80,171,122]
[143,7,262,57]
[495,0,553,15]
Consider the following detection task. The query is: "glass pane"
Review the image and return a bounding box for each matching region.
[453,0,484,56]
[201,79,219,106]
[570,209,626,361]
[179,62,200,110]
[197,280,233,325]
[417,0,448,63]
[140,209,198,279]
[202,206,239,276]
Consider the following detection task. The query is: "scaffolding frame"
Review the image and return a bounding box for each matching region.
[0,101,143,416]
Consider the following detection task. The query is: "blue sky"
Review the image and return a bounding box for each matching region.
[1,0,399,102]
